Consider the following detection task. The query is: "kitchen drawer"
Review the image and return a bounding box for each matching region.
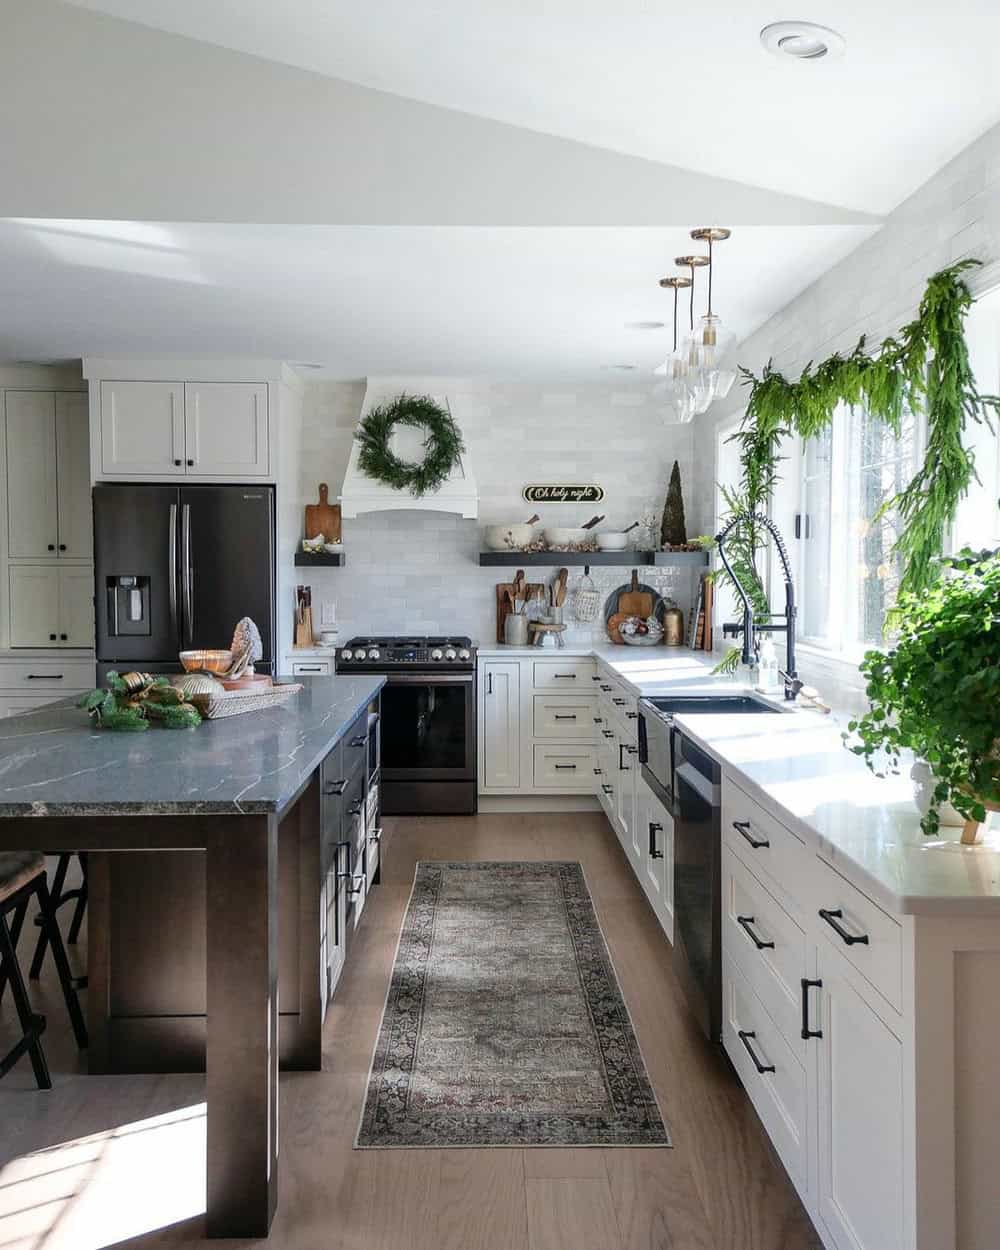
[533,743,597,791]
[532,658,596,691]
[291,658,332,676]
[723,776,810,917]
[723,844,808,1059]
[532,694,597,739]
[0,657,94,690]
[723,954,808,1191]
[814,857,902,1012]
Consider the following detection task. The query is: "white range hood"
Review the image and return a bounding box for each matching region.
[339,378,478,519]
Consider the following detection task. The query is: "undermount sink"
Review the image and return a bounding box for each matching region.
[644,695,782,716]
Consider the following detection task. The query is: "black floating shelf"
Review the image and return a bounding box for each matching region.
[478,550,709,567]
[294,551,345,567]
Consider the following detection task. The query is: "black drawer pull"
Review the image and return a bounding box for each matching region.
[593,767,602,775]
[323,778,348,796]
[593,716,603,724]
[26,674,63,680]
[818,908,869,946]
[619,743,630,771]
[553,763,577,770]
[612,697,626,705]
[600,684,612,691]
[553,713,577,720]
[801,978,823,1039]
[733,819,769,849]
[737,915,775,951]
[591,675,602,681]
[738,1029,775,1075]
[348,800,363,816]
[602,730,614,739]
[626,711,638,719]
[298,666,323,673]
[553,673,577,679]
[601,784,614,795]
[369,828,382,844]
[648,821,663,859]
[349,735,366,748]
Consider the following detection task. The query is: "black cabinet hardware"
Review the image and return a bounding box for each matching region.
[348,800,363,817]
[738,1029,775,1074]
[553,713,577,720]
[626,711,638,719]
[174,458,182,466]
[648,821,664,859]
[619,743,630,771]
[591,675,601,682]
[26,674,62,680]
[59,544,66,551]
[369,828,382,844]
[298,665,323,672]
[733,819,769,849]
[47,543,55,551]
[801,978,823,1039]
[600,684,612,691]
[49,633,57,641]
[323,778,348,796]
[818,908,869,946]
[593,716,603,724]
[186,458,195,466]
[737,915,775,950]
[487,672,493,694]
[349,735,366,748]
[593,767,602,775]
[602,729,614,739]
[601,784,614,795]
[59,633,68,641]
[613,697,626,705]
[554,763,578,770]
[553,673,577,679]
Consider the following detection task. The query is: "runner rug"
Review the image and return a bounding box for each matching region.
[356,861,670,1148]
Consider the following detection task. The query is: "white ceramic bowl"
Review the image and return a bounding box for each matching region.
[544,527,589,548]
[484,523,536,551]
[597,532,628,551]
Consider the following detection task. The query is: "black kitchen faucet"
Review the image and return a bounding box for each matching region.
[714,512,799,701]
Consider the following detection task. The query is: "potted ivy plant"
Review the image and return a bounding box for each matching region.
[846,547,1000,840]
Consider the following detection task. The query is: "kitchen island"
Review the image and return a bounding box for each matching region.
[0,674,384,1239]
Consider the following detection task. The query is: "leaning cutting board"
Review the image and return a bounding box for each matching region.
[304,483,342,543]
[617,570,655,619]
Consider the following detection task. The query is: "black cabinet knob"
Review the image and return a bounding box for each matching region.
[49,633,57,641]
[186,458,195,467]
[47,544,55,551]
[59,543,67,551]
[174,458,182,466]
[60,634,68,641]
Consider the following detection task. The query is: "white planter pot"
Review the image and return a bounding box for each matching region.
[910,759,966,828]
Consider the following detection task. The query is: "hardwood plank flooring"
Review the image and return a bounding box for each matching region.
[0,815,821,1250]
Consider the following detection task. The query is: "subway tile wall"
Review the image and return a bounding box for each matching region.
[295,381,699,645]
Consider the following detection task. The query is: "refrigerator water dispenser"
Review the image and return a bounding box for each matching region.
[107,576,151,636]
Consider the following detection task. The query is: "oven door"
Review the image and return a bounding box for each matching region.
[379,672,476,781]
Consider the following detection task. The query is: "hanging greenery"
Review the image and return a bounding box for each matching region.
[356,394,465,498]
[734,259,999,602]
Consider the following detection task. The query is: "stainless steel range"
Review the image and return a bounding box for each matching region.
[337,637,477,815]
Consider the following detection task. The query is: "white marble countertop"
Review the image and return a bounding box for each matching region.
[478,643,1000,916]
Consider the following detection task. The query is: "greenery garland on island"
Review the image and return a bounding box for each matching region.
[356,394,465,498]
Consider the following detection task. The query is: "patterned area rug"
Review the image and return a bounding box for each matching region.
[356,861,670,1148]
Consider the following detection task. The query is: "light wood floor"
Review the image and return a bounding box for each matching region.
[0,814,822,1249]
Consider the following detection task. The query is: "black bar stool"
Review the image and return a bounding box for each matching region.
[0,852,88,1089]
[29,852,88,987]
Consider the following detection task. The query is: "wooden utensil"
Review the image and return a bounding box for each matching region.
[622,521,639,534]
[606,611,629,644]
[304,483,342,543]
[554,568,569,607]
[581,515,605,530]
[618,569,654,619]
[496,579,544,643]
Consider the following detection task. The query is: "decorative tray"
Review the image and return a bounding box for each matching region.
[189,683,303,720]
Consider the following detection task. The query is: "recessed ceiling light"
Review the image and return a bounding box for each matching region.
[603,363,639,372]
[624,320,665,331]
[760,20,845,61]
[293,362,324,370]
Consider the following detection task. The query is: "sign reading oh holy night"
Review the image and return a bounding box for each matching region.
[522,484,605,504]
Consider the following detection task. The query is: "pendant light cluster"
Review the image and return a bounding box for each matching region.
[655,227,737,424]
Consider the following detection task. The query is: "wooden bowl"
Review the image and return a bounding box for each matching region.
[179,649,233,674]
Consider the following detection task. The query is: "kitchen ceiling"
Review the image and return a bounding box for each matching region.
[62,0,1000,214]
[0,221,873,379]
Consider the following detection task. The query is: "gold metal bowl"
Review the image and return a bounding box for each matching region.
[179,649,233,674]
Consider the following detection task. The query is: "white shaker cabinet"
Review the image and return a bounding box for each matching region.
[479,661,520,790]
[98,380,270,478]
[814,942,904,1250]
[8,565,94,648]
[55,392,93,558]
[100,380,185,475]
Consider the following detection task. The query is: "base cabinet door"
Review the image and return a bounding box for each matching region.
[815,943,905,1250]
[480,661,519,790]
[58,566,95,648]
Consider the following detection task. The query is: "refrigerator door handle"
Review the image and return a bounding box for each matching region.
[168,503,179,641]
[182,503,193,645]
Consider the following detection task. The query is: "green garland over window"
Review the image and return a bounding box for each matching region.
[356,394,465,498]
[734,259,999,602]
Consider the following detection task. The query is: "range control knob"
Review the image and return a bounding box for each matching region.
[445,648,457,661]
[431,648,444,661]
[340,649,354,661]
[368,648,381,661]
[458,648,471,661]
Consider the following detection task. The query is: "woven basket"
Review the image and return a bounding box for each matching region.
[190,683,303,720]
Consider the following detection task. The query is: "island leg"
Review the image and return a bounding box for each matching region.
[206,814,279,1238]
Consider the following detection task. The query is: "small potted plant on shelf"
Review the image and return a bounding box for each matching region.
[846,547,1000,840]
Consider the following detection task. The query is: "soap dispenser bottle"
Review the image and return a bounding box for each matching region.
[755,637,780,694]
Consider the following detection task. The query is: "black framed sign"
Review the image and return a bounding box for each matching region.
[522,484,605,504]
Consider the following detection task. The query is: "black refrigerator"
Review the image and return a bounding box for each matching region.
[94,484,275,682]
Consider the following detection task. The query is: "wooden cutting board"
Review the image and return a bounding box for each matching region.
[618,570,654,619]
[304,483,342,543]
[606,611,630,645]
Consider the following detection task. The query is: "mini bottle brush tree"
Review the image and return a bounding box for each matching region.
[660,460,687,547]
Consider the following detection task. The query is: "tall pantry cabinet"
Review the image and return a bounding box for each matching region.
[0,367,96,716]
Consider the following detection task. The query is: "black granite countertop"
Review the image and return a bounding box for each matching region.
[0,676,384,817]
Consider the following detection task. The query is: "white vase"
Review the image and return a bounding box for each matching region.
[910,759,966,828]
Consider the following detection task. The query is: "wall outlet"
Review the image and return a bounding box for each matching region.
[321,602,336,626]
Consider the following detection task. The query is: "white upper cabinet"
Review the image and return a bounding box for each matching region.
[5,390,58,558]
[184,383,268,477]
[55,392,93,559]
[99,380,269,479]
[5,390,92,561]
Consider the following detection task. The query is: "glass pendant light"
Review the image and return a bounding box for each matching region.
[690,227,737,397]
[655,274,693,405]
